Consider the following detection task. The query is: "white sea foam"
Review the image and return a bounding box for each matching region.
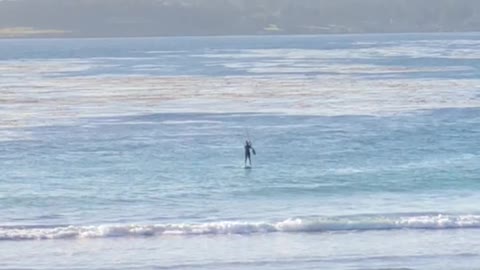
[1,73,479,141]
[0,59,97,75]
[2,214,480,240]
[1,39,480,141]
[243,64,470,75]
[200,41,480,60]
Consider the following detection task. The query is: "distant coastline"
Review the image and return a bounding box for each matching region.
[1,29,480,40]
[2,0,480,39]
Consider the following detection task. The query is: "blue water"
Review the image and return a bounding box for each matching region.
[1,34,480,269]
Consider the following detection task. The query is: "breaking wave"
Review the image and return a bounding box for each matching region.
[2,214,480,240]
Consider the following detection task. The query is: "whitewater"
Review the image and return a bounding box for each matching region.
[3,214,480,241]
[1,33,480,269]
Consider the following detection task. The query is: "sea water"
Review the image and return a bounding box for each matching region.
[1,34,480,269]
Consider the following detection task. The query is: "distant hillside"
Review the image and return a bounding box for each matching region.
[1,0,480,37]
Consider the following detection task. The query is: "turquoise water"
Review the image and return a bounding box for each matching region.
[1,34,480,269]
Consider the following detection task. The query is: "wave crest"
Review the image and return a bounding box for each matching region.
[2,214,480,240]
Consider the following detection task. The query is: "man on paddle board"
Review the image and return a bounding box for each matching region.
[244,140,256,167]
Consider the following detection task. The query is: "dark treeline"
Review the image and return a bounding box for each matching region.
[1,0,480,37]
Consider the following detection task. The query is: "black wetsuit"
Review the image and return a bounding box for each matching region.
[244,141,255,166]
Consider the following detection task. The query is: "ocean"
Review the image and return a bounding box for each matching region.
[1,33,480,269]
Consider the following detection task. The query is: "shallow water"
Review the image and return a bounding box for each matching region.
[1,33,480,269]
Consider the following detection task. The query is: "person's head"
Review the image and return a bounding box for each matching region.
[245,140,249,145]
